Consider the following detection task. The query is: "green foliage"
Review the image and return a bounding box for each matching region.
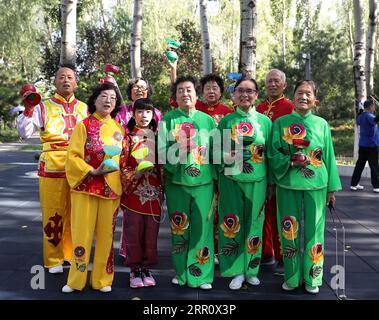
[330,120,354,158]
[176,19,203,79]
[0,127,18,143]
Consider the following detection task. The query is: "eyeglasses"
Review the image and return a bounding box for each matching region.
[234,88,257,94]
[99,94,117,102]
[133,85,148,92]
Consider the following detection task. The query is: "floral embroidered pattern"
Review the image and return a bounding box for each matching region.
[231,122,254,143]
[173,122,197,151]
[282,216,299,240]
[283,124,306,144]
[113,131,122,142]
[134,180,161,205]
[196,246,210,265]
[309,243,324,265]
[246,236,261,255]
[219,214,240,256]
[191,145,207,165]
[308,148,322,168]
[171,211,189,236]
[250,144,264,163]
[220,214,240,238]
[309,243,324,279]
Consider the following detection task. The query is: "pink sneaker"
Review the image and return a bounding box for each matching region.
[130,269,144,288]
[142,268,156,287]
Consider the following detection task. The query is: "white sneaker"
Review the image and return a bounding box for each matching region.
[214,255,219,265]
[199,283,212,290]
[246,276,260,286]
[99,286,112,293]
[48,265,63,274]
[62,285,74,293]
[305,284,319,294]
[171,276,179,285]
[373,188,379,193]
[350,185,364,191]
[229,274,245,290]
[282,282,296,291]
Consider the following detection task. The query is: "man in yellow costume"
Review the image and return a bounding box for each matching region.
[17,64,88,273]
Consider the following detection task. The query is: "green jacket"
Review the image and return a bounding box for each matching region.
[268,110,342,192]
[158,108,216,186]
[217,107,272,183]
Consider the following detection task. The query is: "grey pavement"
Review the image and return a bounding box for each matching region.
[0,138,379,302]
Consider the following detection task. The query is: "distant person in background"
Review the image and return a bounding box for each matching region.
[16,64,88,274]
[256,69,295,272]
[350,98,379,193]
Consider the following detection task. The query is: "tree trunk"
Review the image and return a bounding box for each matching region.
[365,0,378,96]
[281,2,286,65]
[199,0,212,75]
[353,0,367,160]
[130,0,143,79]
[60,0,77,66]
[239,0,257,77]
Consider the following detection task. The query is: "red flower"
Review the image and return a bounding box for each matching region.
[171,211,189,236]
[292,139,310,149]
[220,214,240,238]
[283,123,306,144]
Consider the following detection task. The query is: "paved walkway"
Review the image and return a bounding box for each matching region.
[0,139,378,304]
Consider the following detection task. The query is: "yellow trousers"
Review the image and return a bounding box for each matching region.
[67,192,120,290]
[39,177,72,268]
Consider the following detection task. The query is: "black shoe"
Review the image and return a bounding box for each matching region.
[260,256,276,266]
[274,261,284,276]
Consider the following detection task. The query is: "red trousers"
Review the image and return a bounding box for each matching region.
[124,208,160,269]
[262,195,282,262]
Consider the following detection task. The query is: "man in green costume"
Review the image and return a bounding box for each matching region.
[268,80,342,294]
[158,76,216,290]
[217,76,273,290]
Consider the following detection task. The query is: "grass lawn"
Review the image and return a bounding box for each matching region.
[330,120,354,160]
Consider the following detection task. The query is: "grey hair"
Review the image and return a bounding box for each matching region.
[265,69,286,83]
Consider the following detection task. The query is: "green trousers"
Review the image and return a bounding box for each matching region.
[218,174,266,277]
[165,179,214,288]
[276,186,327,288]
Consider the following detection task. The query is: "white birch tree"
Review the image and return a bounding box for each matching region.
[60,0,77,66]
[239,0,257,77]
[130,0,143,78]
[353,0,367,159]
[365,0,378,96]
[199,0,212,75]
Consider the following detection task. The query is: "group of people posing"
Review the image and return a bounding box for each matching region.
[16,63,341,295]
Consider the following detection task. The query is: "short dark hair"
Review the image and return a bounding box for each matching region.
[293,80,317,96]
[87,83,122,118]
[200,73,225,94]
[234,74,259,92]
[364,98,374,109]
[126,98,157,132]
[126,78,153,101]
[55,63,77,81]
[171,76,200,101]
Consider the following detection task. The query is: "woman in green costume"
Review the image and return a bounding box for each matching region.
[217,76,273,290]
[159,76,216,290]
[268,80,341,294]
